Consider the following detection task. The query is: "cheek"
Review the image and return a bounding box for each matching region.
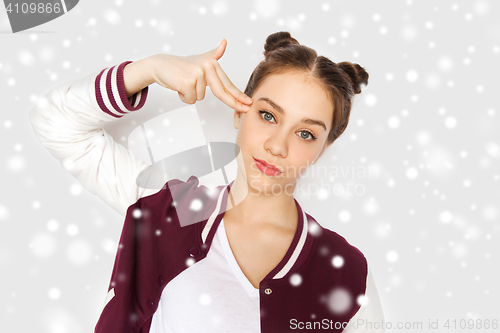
[290,145,321,167]
[235,126,255,156]
[237,114,262,144]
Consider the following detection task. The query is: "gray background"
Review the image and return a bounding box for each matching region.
[1,0,499,332]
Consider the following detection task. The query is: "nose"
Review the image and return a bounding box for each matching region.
[263,131,288,159]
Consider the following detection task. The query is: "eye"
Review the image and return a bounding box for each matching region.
[298,130,317,141]
[259,110,276,123]
[258,110,318,141]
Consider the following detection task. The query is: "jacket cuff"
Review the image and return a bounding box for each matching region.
[95,61,149,118]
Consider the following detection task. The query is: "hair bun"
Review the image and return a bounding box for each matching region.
[263,31,300,58]
[337,62,369,94]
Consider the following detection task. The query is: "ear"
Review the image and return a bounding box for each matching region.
[234,110,242,129]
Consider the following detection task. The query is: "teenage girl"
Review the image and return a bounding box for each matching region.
[30,31,385,332]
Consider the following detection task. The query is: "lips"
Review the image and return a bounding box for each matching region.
[253,157,282,173]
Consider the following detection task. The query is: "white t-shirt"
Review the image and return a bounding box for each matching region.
[148,218,261,333]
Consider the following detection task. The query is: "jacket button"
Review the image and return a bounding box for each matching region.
[158,275,163,286]
[264,288,272,295]
[189,247,200,257]
[147,300,154,310]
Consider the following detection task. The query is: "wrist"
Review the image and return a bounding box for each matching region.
[123,58,155,98]
[142,56,157,87]
[144,54,161,86]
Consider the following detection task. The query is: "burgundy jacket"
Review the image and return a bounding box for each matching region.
[94,174,368,333]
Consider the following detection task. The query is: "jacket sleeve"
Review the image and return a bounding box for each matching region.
[343,267,386,333]
[28,60,162,218]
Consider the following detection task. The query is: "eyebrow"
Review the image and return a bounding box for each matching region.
[257,97,328,131]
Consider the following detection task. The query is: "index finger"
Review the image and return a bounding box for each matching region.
[206,65,252,112]
[212,62,253,106]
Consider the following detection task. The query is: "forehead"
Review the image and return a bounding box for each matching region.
[253,71,333,123]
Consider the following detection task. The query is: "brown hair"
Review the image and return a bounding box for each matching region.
[244,31,369,145]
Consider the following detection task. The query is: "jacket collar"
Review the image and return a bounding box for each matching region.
[200,179,315,281]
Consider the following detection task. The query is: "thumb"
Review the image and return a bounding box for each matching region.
[204,38,226,60]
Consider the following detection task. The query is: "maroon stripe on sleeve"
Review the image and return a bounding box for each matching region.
[116,61,149,112]
[95,68,122,118]
[105,65,127,116]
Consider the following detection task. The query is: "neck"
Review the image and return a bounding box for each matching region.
[223,172,299,232]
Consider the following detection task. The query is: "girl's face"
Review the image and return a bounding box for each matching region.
[233,70,333,194]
